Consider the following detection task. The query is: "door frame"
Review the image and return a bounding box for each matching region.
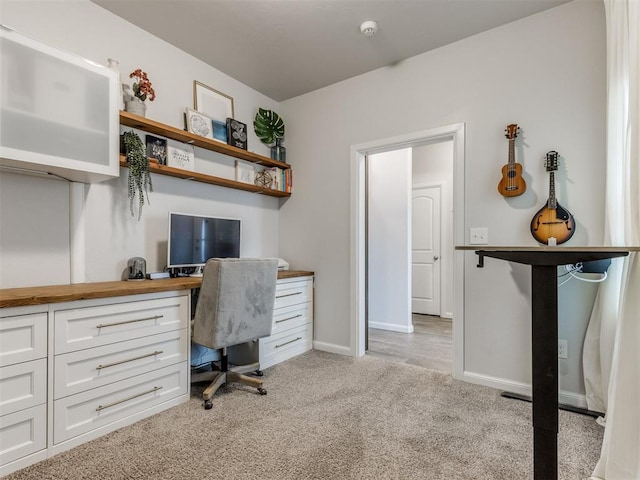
[350,123,465,380]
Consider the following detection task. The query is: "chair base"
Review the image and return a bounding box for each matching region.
[191,368,267,410]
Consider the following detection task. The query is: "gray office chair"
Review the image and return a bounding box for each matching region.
[191,258,278,409]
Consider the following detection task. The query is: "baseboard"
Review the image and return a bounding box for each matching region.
[313,341,351,356]
[368,321,414,333]
[461,371,588,409]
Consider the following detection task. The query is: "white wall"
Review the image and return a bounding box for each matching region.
[412,140,454,318]
[0,0,282,287]
[367,149,412,333]
[279,0,606,400]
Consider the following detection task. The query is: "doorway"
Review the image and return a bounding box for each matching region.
[365,143,453,372]
[350,123,465,380]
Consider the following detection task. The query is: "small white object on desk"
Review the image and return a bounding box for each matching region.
[547,237,557,246]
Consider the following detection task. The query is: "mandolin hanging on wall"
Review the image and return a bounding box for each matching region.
[497,124,526,197]
[530,151,575,245]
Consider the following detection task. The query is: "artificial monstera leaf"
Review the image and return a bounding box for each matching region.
[254,108,285,146]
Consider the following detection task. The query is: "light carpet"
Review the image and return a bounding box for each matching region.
[7,350,602,479]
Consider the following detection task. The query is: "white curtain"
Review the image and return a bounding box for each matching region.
[584,0,640,478]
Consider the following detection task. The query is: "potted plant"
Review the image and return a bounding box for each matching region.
[254,108,286,162]
[122,131,152,220]
[125,69,156,117]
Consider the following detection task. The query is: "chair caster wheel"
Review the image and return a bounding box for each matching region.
[254,369,264,377]
[258,387,267,395]
[204,400,213,409]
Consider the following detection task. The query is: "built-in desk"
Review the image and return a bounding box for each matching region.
[0,270,313,476]
[457,246,638,480]
[0,270,314,308]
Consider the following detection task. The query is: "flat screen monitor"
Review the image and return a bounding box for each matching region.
[167,212,240,269]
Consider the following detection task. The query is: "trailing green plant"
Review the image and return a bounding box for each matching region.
[123,131,152,220]
[253,108,285,146]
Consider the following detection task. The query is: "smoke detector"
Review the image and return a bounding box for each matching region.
[360,20,378,37]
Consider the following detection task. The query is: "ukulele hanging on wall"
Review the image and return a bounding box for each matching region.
[530,151,575,245]
[497,124,526,197]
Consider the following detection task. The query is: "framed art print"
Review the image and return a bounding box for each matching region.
[212,119,227,144]
[167,139,195,171]
[194,80,234,123]
[185,107,214,139]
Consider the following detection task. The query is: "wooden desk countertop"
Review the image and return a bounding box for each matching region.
[0,270,314,309]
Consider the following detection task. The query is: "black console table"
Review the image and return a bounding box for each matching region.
[456,246,636,480]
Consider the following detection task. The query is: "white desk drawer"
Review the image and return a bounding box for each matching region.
[54,295,189,354]
[271,302,312,336]
[53,362,187,444]
[0,312,47,367]
[0,359,47,417]
[260,323,312,370]
[54,330,188,399]
[274,278,312,309]
[0,404,47,467]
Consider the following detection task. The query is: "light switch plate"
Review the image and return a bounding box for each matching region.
[469,227,488,245]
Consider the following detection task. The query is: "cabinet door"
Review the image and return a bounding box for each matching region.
[0,26,119,183]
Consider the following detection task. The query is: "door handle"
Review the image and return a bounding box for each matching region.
[433,256,439,261]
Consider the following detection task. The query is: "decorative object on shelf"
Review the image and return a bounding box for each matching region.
[106,58,125,110]
[122,131,152,220]
[125,68,155,117]
[185,107,214,139]
[145,135,167,165]
[226,118,248,150]
[167,139,195,171]
[254,169,274,189]
[194,80,234,123]
[254,108,286,162]
[271,138,286,162]
[212,119,227,143]
[235,160,255,184]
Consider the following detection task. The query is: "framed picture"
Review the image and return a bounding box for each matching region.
[235,160,255,184]
[194,80,234,123]
[226,118,248,150]
[185,108,214,139]
[166,140,195,171]
[145,135,167,165]
[211,119,227,144]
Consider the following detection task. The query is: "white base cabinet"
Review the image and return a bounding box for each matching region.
[260,275,314,370]
[0,291,190,477]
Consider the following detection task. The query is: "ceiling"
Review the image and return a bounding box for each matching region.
[92,0,572,102]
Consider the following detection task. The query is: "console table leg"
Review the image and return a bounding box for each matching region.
[531,265,559,480]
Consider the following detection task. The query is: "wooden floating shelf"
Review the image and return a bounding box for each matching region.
[120,111,290,170]
[119,111,291,198]
[119,157,290,198]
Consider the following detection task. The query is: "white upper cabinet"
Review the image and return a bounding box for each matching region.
[0,25,119,183]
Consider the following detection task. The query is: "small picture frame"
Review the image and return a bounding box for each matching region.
[185,108,213,139]
[166,140,195,171]
[226,118,248,150]
[145,135,167,165]
[212,119,227,144]
[235,160,255,184]
[194,80,234,123]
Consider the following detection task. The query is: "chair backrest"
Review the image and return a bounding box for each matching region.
[192,258,278,350]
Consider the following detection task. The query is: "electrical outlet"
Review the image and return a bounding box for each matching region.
[558,340,568,359]
[469,227,488,245]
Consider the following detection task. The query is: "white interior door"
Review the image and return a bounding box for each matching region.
[412,186,441,315]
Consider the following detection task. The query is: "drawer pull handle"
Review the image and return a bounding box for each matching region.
[96,350,164,370]
[276,314,302,324]
[275,337,302,349]
[276,292,302,299]
[96,386,162,412]
[96,315,163,329]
